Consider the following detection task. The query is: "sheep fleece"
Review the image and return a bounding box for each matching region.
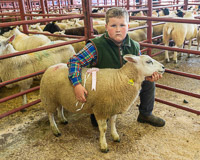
[40,63,143,120]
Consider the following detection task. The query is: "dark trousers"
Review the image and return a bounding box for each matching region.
[139,80,155,116]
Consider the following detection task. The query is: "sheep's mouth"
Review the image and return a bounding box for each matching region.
[158,70,165,74]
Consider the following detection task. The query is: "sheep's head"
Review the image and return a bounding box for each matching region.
[0,35,15,55]
[2,26,16,37]
[123,54,165,77]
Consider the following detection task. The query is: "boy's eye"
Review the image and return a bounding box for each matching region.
[120,24,125,27]
[111,25,116,27]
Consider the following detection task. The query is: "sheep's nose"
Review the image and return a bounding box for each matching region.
[162,66,165,69]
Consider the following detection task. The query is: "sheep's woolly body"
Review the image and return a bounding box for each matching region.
[0,44,34,89]
[162,11,197,62]
[0,39,76,104]
[128,28,147,42]
[3,28,51,51]
[93,25,106,34]
[40,62,143,119]
[163,22,187,46]
[0,36,7,42]
[40,55,165,152]
[46,32,85,53]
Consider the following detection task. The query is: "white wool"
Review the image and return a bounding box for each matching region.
[3,27,51,51]
[0,38,76,105]
[163,11,197,63]
[40,55,165,152]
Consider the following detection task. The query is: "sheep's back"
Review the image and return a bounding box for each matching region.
[29,40,75,73]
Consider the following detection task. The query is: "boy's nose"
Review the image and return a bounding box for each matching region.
[116,26,120,31]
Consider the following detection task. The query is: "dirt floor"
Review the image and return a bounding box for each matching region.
[0,49,200,160]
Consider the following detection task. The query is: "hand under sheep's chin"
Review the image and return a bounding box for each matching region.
[145,72,163,82]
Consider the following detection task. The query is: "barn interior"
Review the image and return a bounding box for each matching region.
[0,0,200,159]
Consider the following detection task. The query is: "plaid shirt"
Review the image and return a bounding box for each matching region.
[67,42,141,86]
[67,42,97,86]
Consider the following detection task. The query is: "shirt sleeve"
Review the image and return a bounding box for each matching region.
[138,50,142,56]
[67,42,97,86]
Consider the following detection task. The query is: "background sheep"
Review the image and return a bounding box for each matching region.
[163,11,197,63]
[128,21,148,42]
[3,27,51,51]
[64,26,99,36]
[46,31,85,53]
[0,35,7,42]
[43,21,62,33]
[40,55,165,153]
[0,36,76,105]
[43,23,99,36]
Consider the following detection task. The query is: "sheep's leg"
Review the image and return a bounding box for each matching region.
[22,93,27,106]
[187,40,192,58]
[179,44,184,57]
[164,44,170,63]
[57,106,68,124]
[173,45,178,64]
[97,119,109,153]
[19,87,27,105]
[197,41,199,51]
[110,115,120,142]
[49,113,61,137]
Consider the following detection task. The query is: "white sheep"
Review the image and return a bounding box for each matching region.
[93,25,106,34]
[128,21,148,42]
[40,55,165,153]
[163,11,197,63]
[47,31,85,53]
[3,27,51,51]
[0,35,76,105]
[0,35,7,42]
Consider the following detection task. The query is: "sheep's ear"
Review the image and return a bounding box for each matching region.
[123,54,139,63]
[11,26,16,29]
[6,35,15,44]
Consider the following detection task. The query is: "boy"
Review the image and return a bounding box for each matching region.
[67,7,165,127]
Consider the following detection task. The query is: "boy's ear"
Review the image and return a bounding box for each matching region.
[105,24,107,31]
[123,54,139,63]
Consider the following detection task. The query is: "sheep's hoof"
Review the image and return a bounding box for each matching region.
[101,148,109,153]
[54,133,61,137]
[174,60,178,64]
[61,121,68,125]
[114,139,120,143]
[165,59,170,63]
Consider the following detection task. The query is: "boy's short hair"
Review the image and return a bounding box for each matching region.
[105,7,129,24]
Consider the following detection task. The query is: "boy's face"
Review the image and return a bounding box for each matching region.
[105,17,129,44]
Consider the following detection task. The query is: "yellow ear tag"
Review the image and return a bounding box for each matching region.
[128,79,134,86]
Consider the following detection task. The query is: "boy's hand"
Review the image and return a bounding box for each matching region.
[145,72,162,82]
[74,84,88,103]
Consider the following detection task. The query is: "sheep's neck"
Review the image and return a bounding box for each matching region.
[4,44,16,55]
[118,62,144,83]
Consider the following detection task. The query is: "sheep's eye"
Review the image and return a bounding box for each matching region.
[146,60,153,64]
